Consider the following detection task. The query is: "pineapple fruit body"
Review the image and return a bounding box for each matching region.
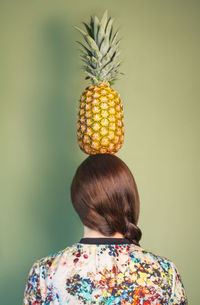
[77,82,124,154]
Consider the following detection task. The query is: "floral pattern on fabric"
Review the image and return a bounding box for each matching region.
[23,243,188,304]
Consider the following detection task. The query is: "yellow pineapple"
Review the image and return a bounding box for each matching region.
[75,10,124,154]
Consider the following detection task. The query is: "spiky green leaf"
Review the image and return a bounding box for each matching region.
[76,41,93,56]
[100,34,109,56]
[100,10,108,32]
[93,16,99,41]
[105,17,113,36]
[82,22,93,38]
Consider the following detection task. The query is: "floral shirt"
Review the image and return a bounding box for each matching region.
[23,237,188,304]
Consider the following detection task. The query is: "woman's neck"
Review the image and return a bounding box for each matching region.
[83,225,125,238]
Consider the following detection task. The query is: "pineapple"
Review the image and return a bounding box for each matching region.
[75,10,124,155]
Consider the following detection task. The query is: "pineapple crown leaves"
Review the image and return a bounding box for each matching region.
[75,10,124,85]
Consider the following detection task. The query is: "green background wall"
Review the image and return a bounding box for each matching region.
[0,0,199,304]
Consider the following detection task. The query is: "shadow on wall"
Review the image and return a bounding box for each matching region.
[26,17,81,252]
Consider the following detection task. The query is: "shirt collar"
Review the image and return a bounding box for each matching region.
[79,237,132,245]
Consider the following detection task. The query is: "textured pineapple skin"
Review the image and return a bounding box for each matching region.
[77,83,124,155]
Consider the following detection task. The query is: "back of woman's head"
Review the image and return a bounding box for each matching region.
[70,154,142,246]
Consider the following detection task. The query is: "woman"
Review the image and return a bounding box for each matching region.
[23,154,188,304]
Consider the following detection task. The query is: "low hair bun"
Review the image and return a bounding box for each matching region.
[124,221,142,246]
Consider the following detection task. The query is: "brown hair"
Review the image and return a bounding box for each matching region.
[70,154,142,246]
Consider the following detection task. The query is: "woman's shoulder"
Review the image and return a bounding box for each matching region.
[32,245,72,270]
[130,243,176,272]
[23,246,74,303]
